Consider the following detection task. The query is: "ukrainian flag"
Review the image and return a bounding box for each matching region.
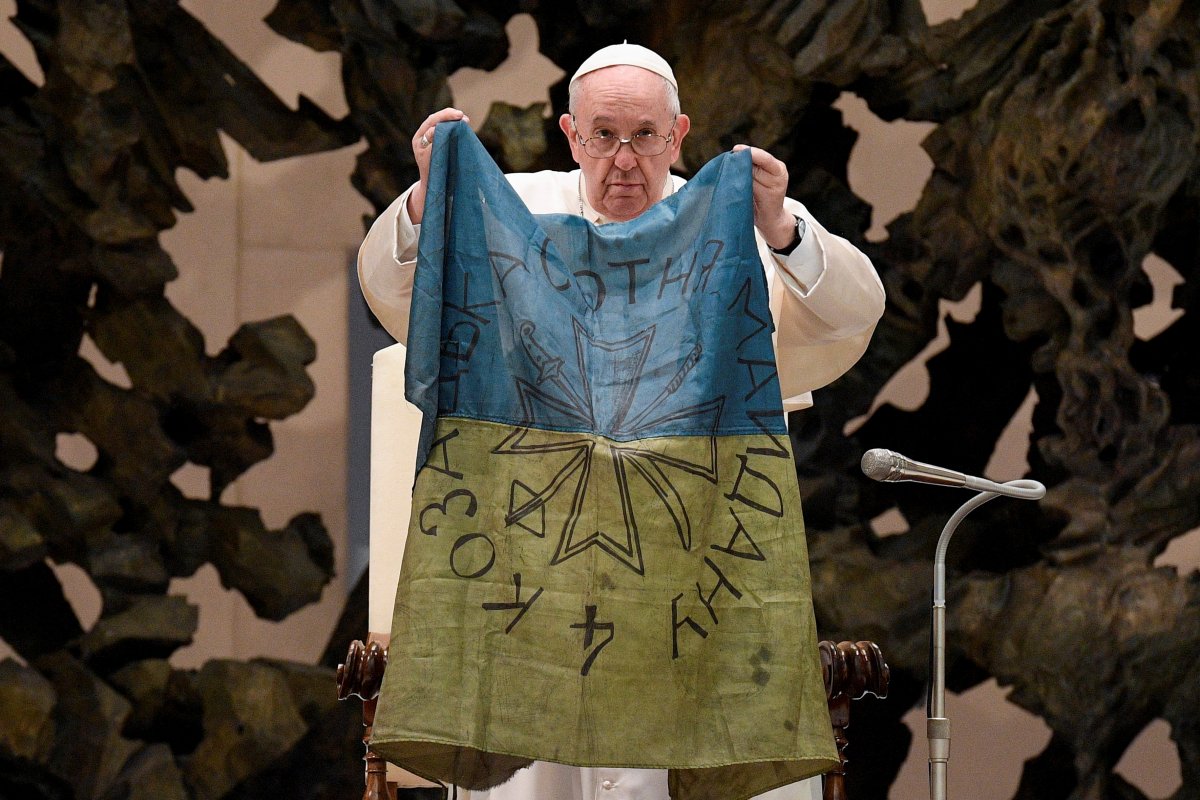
[372,122,836,800]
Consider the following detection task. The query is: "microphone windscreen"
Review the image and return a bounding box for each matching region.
[860,448,896,481]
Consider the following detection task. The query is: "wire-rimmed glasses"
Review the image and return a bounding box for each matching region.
[572,116,676,158]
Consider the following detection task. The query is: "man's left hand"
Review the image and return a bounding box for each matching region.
[733,145,797,251]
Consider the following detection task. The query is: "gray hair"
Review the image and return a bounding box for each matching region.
[567,72,680,120]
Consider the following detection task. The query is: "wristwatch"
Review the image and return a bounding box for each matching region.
[768,215,806,256]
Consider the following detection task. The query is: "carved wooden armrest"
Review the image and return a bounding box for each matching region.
[337,639,394,800]
[818,640,890,800]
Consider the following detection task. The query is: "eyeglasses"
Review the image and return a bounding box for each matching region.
[573,116,675,158]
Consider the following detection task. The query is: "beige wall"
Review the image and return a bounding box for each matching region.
[161,0,373,668]
[2,1,1195,797]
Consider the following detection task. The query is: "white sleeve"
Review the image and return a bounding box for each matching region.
[357,184,421,344]
[761,199,886,412]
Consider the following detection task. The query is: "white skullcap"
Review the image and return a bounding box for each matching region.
[570,42,677,90]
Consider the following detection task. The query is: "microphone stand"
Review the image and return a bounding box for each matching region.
[927,479,1044,800]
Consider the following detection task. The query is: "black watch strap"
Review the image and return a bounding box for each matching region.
[768,215,806,256]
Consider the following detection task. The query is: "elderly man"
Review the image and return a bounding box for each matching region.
[359,43,884,800]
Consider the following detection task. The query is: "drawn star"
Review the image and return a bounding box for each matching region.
[494,319,723,575]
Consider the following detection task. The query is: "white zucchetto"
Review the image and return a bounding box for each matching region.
[570,42,677,90]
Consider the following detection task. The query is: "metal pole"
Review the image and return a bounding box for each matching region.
[927,479,1044,800]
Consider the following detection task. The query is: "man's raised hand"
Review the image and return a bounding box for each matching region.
[407,108,470,224]
[733,144,796,251]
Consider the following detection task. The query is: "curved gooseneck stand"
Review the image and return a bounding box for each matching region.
[927,479,1045,800]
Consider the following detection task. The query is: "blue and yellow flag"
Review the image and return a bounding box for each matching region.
[373,122,836,800]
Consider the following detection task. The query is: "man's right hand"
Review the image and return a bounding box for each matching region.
[407,108,470,224]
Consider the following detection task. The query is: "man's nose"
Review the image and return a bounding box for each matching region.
[613,141,638,170]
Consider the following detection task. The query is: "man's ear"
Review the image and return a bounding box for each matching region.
[669,114,691,163]
[559,113,582,164]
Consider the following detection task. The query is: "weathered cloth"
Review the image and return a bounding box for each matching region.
[372,122,836,800]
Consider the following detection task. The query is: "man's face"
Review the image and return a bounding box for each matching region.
[558,65,690,222]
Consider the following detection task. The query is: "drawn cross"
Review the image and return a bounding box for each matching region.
[493,319,723,575]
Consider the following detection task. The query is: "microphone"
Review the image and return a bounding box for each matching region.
[860,448,1046,499]
[861,448,970,488]
[861,448,1045,800]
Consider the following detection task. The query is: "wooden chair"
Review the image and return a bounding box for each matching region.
[337,637,889,800]
[818,640,890,800]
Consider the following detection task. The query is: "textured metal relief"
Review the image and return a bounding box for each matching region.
[0,0,354,797]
